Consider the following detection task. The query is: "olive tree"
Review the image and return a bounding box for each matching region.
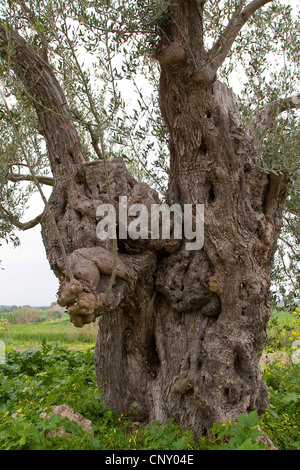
[0,0,299,435]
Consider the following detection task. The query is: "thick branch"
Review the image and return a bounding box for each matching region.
[194,0,273,83]
[211,0,272,65]
[7,172,54,186]
[0,203,44,230]
[0,23,86,175]
[208,1,247,58]
[252,94,300,134]
[14,0,49,61]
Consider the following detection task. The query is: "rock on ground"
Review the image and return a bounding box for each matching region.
[39,404,93,438]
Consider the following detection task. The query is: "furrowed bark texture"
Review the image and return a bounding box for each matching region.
[95,2,288,432]
[0,1,289,436]
[98,1,287,432]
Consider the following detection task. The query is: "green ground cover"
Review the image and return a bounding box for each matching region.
[0,308,299,450]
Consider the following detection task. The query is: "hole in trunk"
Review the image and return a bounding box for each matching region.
[147,335,160,378]
[199,139,208,154]
[74,210,84,222]
[255,227,262,238]
[208,184,215,202]
[234,354,244,377]
[68,151,75,163]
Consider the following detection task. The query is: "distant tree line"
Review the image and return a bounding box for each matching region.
[0,302,59,313]
[0,306,66,323]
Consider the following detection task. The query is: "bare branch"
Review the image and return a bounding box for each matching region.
[278,236,299,256]
[7,172,54,186]
[248,94,300,152]
[283,214,300,244]
[278,246,298,293]
[0,203,44,230]
[208,1,247,58]
[251,94,300,134]
[194,0,273,82]
[212,0,272,64]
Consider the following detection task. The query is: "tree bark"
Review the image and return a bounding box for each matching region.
[95,1,288,434]
[0,2,289,436]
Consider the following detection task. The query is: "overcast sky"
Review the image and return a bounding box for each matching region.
[0,192,59,307]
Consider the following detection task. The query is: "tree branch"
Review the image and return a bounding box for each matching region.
[7,172,54,186]
[194,0,273,83]
[14,0,49,62]
[0,203,44,230]
[251,94,300,134]
[283,214,300,244]
[278,236,299,256]
[255,93,300,132]
[208,0,247,58]
[0,23,86,174]
[278,245,298,293]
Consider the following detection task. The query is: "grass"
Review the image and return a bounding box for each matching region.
[272,310,297,322]
[0,308,299,450]
[0,317,97,349]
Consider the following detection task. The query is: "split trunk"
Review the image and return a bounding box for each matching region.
[0,3,288,436]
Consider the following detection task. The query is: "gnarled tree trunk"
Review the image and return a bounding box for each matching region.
[0,1,289,436]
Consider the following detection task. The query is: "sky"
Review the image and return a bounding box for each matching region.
[0,192,59,307]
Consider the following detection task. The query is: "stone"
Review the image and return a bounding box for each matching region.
[39,404,93,439]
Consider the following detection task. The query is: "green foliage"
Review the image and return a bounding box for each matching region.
[264,308,300,351]
[0,318,9,331]
[141,419,194,450]
[0,342,199,450]
[0,342,104,449]
[260,309,300,450]
[3,307,44,324]
[261,362,300,450]
[209,411,266,450]
[0,0,299,298]
[0,334,299,450]
[0,342,256,450]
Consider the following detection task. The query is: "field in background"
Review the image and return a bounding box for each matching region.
[0,307,97,349]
